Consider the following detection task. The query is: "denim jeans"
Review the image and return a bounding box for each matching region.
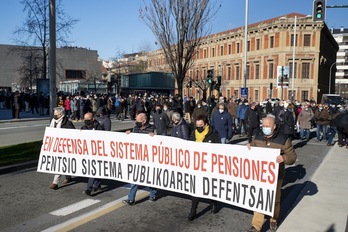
[316,124,328,141]
[300,128,310,140]
[86,178,101,191]
[128,184,157,201]
[327,127,337,145]
[220,137,226,144]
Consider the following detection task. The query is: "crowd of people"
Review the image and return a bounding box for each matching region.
[4,89,348,232]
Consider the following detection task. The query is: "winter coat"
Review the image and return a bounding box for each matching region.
[245,108,261,129]
[237,104,249,120]
[297,108,314,129]
[210,109,233,139]
[95,115,111,131]
[192,107,208,122]
[251,128,297,180]
[80,120,104,131]
[314,108,330,125]
[190,126,220,143]
[171,118,190,140]
[152,111,170,135]
[281,109,296,135]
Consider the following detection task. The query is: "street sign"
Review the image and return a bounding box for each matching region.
[241,87,248,98]
[277,66,289,88]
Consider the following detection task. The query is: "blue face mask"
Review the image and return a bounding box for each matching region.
[262,127,272,136]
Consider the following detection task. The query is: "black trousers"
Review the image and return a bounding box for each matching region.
[191,197,216,211]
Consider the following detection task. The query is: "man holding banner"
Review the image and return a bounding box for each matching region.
[247,114,297,232]
[122,113,158,205]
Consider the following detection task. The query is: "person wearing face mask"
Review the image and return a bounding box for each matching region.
[123,113,157,205]
[297,103,314,141]
[237,99,249,137]
[327,104,342,146]
[186,114,220,221]
[246,114,297,232]
[94,107,111,131]
[211,103,233,144]
[170,112,189,140]
[191,100,208,123]
[81,112,104,196]
[152,103,170,136]
[280,102,296,141]
[314,103,330,142]
[49,107,76,190]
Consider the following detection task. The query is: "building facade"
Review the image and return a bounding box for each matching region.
[0,45,101,93]
[331,27,348,98]
[147,13,338,103]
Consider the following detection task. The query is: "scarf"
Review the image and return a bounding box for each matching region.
[50,116,64,128]
[195,125,209,142]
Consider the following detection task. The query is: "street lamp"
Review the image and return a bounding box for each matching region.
[329,61,337,94]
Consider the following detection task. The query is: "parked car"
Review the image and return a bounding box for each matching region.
[261,98,280,108]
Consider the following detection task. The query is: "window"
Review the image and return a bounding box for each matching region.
[268,63,274,79]
[270,36,274,48]
[255,64,260,79]
[227,66,231,80]
[247,41,250,51]
[196,50,200,59]
[302,63,310,79]
[228,44,232,54]
[288,90,296,100]
[203,69,207,78]
[291,34,298,46]
[236,43,240,53]
[301,91,309,102]
[289,62,297,78]
[246,65,250,80]
[304,34,311,47]
[220,46,224,56]
[255,90,259,102]
[66,70,86,79]
[256,39,260,50]
[212,47,215,57]
[234,90,239,98]
[227,90,231,99]
[235,66,240,80]
[203,49,207,58]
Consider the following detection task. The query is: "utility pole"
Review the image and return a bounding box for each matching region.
[49,0,56,118]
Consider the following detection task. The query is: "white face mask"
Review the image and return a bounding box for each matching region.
[262,127,272,136]
[219,109,224,113]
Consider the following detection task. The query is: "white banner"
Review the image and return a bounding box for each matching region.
[37,127,280,216]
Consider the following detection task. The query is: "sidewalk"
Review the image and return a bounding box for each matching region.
[278,144,348,232]
[0,108,49,122]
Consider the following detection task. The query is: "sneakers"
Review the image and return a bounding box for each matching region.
[83,190,92,196]
[62,178,72,184]
[49,183,58,190]
[122,199,135,205]
[270,222,277,232]
[149,197,156,202]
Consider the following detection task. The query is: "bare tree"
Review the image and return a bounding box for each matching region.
[13,0,78,79]
[17,47,43,90]
[140,0,220,97]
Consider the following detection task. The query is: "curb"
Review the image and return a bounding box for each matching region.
[0,160,38,175]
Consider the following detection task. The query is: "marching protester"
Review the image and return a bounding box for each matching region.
[152,103,170,136]
[314,103,330,142]
[49,106,75,190]
[170,112,190,140]
[95,107,112,131]
[210,102,233,144]
[186,114,220,221]
[122,113,158,205]
[246,114,297,232]
[244,102,261,143]
[297,102,314,141]
[81,112,104,196]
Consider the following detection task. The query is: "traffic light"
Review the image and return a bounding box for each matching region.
[313,0,326,22]
[189,80,192,88]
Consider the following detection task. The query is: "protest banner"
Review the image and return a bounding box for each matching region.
[37,127,280,216]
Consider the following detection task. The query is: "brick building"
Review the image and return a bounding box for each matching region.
[147,13,338,103]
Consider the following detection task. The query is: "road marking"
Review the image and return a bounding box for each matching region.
[0,124,48,130]
[49,199,101,216]
[41,190,149,232]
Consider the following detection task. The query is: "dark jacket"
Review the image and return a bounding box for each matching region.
[251,128,297,180]
[95,115,111,131]
[152,110,170,135]
[281,109,296,135]
[245,108,261,129]
[314,108,330,125]
[133,122,156,134]
[60,116,75,129]
[190,126,220,143]
[171,118,190,140]
[80,120,104,131]
[210,109,233,139]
